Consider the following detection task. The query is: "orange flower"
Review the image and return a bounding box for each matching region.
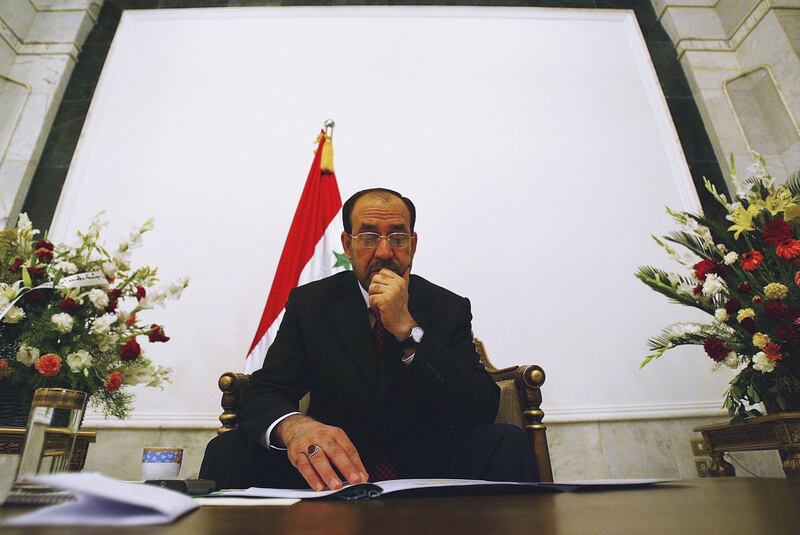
[795,271,800,286]
[764,342,783,361]
[104,371,123,392]
[0,359,11,380]
[35,354,62,377]
[741,250,764,271]
[776,239,800,259]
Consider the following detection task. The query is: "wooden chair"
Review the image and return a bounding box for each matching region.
[215,337,553,482]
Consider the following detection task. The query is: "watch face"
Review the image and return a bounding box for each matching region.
[411,327,424,343]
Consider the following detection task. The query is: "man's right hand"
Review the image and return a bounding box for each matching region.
[275,414,369,491]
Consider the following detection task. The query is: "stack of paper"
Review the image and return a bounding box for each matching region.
[2,473,198,526]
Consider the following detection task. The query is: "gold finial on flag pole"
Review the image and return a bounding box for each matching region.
[320,119,335,174]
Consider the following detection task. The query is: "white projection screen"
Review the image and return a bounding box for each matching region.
[50,6,734,427]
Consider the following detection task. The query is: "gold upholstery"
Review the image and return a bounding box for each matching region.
[216,337,553,482]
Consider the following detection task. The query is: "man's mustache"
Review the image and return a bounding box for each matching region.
[368,260,401,276]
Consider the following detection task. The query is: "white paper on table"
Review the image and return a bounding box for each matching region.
[2,472,199,526]
[194,497,299,506]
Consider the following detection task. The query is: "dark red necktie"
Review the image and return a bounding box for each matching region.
[371,308,386,357]
[367,308,398,480]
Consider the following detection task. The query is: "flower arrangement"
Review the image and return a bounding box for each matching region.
[637,156,800,422]
[0,213,188,419]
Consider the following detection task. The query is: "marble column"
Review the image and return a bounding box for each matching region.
[0,0,102,229]
[651,0,800,184]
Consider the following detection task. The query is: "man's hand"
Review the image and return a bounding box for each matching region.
[368,268,417,341]
[275,414,368,491]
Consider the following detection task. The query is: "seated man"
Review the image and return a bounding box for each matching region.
[201,188,535,490]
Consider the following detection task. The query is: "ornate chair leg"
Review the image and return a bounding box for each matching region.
[781,448,800,479]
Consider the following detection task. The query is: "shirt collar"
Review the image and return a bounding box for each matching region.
[357,279,370,310]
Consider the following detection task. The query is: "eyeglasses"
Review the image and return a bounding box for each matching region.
[349,232,413,250]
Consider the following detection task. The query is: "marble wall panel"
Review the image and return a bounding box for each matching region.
[546,422,607,481]
[0,0,37,41]
[8,55,74,96]
[5,93,57,162]
[0,38,16,75]
[659,7,726,43]
[599,420,680,479]
[715,0,759,36]
[776,10,800,55]
[27,10,96,45]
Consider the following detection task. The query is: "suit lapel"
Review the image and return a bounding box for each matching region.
[326,273,380,390]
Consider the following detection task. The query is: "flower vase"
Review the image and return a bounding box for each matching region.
[0,382,34,427]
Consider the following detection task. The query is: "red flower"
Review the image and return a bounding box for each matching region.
[764,342,783,361]
[762,219,793,245]
[741,317,757,334]
[724,299,742,314]
[24,290,46,304]
[776,239,800,259]
[34,240,54,251]
[27,266,45,279]
[693,285,703,296]
[119,338,141,361]
[0,359,11,380]
[738,282,753,294]
[752,295,763,304]
[703,337,730,363]
[795,271,800,286]
[693,259,716,281]
[105,300,118,313]
[9,258,24,271]
[35,354,62,377]
[35,247,53,263]
[740,251,765,271]
[776,323,799,344]
[58,297,78,312]
[126,313,137,327]
[136,286,147,301]
[108,289,122,300]
[148,324,170,343]
[104,371,123,392]
[764,300,789,319]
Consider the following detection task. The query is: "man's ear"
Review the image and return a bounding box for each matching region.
[341,231,353,257]
[410,232,418,256]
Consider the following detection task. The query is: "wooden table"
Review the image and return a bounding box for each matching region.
[2,479,799,535]
[0,427,96,472]
[694,412,800,479]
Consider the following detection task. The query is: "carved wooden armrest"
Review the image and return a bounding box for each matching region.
[217,372,250,435]
[516,364,552,482]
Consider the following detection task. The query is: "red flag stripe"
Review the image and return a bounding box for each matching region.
[247,134,342,356]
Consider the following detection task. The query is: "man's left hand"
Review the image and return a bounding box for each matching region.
[368,268,417,341]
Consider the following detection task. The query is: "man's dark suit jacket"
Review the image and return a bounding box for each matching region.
[238,271,500,475]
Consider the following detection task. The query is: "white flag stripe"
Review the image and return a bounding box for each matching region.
[244,211,345,373]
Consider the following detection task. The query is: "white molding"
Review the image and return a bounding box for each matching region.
[673,0,774,58]
[81,402,728,429]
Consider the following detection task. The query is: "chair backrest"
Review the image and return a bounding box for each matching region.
[216,338,552,481]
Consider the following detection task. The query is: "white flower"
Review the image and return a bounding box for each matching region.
[101,261,118,278]
[87,288,109,310]
[2,306,26,324]
[89,314,117,335]
[16,212,32,233]
[140,218,154,233]
[723,352,739,369]
[97,332,120,352]
[16,345,40,366]
[51,312,74,333]
[716,244,728,255]
[165,277,190,300]
[714,308,729,322]
[66,350,93,373]
[52,261,78,274]
[0,281,23,304]
[116,309,131,324]
[753,352,776,373]
[123,367,154,386]
[723,252,739,265]
[667,273,681,288]
[702,274,725,297]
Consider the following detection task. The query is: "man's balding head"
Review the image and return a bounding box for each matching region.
[342,188,416,235]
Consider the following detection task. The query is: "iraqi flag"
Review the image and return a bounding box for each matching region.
[245,130,349,372]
